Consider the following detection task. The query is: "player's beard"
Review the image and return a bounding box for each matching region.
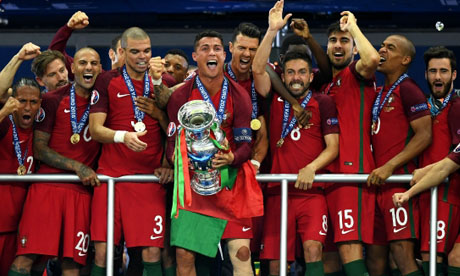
[428,77,453,99]
[331,55,353,71]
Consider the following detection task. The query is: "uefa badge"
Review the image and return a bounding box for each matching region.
[454,143,460,153]
[167,122,177,137]
[35,107,45,122]
[90,90,100,105]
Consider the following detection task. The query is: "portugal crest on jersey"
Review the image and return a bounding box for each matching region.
[90,90,99,105]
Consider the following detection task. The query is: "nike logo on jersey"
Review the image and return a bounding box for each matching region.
[341,229,355,235]
[78,252,87,257]
[277,97,284,102]
[242,227,251,232]
[393,226,407,233]
[64,109,71,113]
[319,231,327,236]
[150,235,163,240]
[117,93,130,98]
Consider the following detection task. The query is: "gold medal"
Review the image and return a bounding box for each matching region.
[134,121,146,132]
[371,121,377,135]
[276,138,284,147]
[250,119,261,130]
[17,165,26,175]
[70,133,80,144]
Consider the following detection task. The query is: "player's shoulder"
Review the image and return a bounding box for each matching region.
[42,84,70,102]
[400,77,423,93]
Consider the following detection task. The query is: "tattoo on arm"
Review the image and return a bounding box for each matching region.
[153,83,173,110]
[33,130,81,172]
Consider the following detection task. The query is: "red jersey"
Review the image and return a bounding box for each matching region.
[420,95,460,204]
[321,61,376,173]
[36,84,100,192]
[445,97,460,204]
[268,93,339,195]
[449,144,460,165]
[372,78,430,174]
[90,69,163,177]
[0,118,34,232]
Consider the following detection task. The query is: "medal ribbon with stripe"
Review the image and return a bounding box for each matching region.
[195,75,229,123]
[428,88,455,117]
[226,63,258,119]
[372,73,408,125]
[280,90,312,142]
[69,83,90,135]
[121,65,151,123]
[9,115,28,169]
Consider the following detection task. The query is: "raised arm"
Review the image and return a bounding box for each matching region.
[0,43,41,101]
[250,115,269,172]
[33,129,99,186]
[290,18,332,86]
[252,0,291,97]
[340,11,379,79]
[49,11,89,80]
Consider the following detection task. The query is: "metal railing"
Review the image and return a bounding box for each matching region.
[0,173,439,275]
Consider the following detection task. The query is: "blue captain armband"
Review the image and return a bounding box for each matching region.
[233,127,252,142]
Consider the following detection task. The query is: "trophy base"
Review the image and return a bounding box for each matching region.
[191,170,221,195]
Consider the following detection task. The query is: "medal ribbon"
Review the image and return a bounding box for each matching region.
[428,89,455,117]
[195,75,229,123]
[9,115,28,167]
[122,65,150,122]
[226,63,258,119]
[69,84,90,134]
[280,90,312,141]
[372,74,408,124]
[172,128,192,218]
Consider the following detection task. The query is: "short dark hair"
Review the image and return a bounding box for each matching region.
[194,30,224,51]
[12,78,41,98]
[282,50,313,72]
[327,21,342,37]
[280,34,309,56]
[120,27,149,49]
[31,50,65,78]
[110,34,122,52]
[232,22,261,43]
[424,46,457,71]
[166,48,190,65]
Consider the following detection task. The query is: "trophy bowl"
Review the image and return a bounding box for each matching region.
[177,100,225,195]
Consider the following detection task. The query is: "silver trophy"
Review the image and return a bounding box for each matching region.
[177,100,226,195]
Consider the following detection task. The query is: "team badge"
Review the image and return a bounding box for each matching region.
[336,78,341,87]
[167,122,177,137]
[35,107,45,122]
[90,90,100,105]
[454,143,460,153]
[326,118,338,126]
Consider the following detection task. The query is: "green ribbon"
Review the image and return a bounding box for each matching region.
[172,128,185,218]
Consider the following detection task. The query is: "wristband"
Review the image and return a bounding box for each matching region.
[114,130,127,143]
[152,77,162,86]
[250,159,261,169]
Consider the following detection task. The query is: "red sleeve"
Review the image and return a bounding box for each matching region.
[399,79,430,121]
[0,118,10,139]
[165,79,193,164]
[349,60,375,86]
[90,70,117,114]
[35,87,66,134]
[449,97,460,145]
[228,79,252,167]
[315,93,339,136]
[161,72,177,87]
[48,25,75,81]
